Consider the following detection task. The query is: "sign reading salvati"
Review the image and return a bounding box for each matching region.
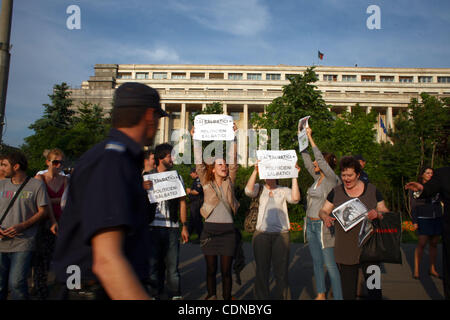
[193,115,235,141]
[256,150,298,179]
[144,171,186,203]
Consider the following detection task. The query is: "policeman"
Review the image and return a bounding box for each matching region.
[186,167,204,241]
[52,82,168,300]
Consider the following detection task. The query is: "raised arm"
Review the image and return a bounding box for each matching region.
[245,164,260,198]
[307,127,336,178]
[227,123,238,184]
[191,126,207,185]
[289,163,301,203]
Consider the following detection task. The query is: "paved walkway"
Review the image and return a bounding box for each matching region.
[179,242,444,300]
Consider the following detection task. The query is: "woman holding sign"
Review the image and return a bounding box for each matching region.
[191,123,239,300]
[318,156,389,300]
[245,161,300,300]
[301,127,342,300]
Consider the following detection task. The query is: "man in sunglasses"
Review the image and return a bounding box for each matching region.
[52,83,168,300]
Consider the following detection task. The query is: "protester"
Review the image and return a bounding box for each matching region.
[354,155,369,184]
[319,156,389,300]
[409,167,443,280]
[52,82,167,300]
[145,143,189,300]
[186,167,204,242]
[0,154,6,180]
[301,127,342,300]
[31,148,69,299]
[405,166,450,300]
[191,124,239,300]
[244,161,300,300]
[0,151,49,300]
[142,149,155,174]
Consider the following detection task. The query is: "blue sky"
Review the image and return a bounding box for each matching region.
[2,0,450,147]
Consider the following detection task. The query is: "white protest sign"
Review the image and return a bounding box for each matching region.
[298,116,310,152]
[144,171,186,203]
[256,150,298,179]
[193,114,235,141]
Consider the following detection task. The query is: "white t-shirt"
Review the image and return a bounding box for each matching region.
[150,174,185,228]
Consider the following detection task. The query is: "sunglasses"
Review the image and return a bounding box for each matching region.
[51,160,63,166]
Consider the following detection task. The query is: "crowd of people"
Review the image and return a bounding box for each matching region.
[0,82,447,301]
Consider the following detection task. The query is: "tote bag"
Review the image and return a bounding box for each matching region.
[359,212,402,264]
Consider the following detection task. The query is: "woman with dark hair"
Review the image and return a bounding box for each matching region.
[301,127,342,300]
[410,167,443,279]
[319,156,390,300]
[245,160,300,300]
[190,124,239,300]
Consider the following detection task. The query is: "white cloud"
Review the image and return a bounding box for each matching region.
[170,0,270,36]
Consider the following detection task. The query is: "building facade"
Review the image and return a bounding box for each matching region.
[70,64,450,166]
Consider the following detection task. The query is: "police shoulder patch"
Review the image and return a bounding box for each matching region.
[105,141,126,153]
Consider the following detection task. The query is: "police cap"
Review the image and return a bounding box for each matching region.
[113,82,168,117]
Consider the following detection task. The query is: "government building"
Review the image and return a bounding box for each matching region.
[70,64,450,166]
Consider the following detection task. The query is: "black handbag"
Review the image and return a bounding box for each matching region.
[359,212,402,264]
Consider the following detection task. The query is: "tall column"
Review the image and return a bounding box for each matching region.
[243,104,249,167]
[347,106,352,113]
[164,104,170,144]
[222,103,227,114]
[160,103,166,144]
[386,107,393,131]
[180,103,186,153]
[202,103,206,111]
[366,106,372,114]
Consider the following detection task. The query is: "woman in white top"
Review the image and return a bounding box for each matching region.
[245,162,300,300]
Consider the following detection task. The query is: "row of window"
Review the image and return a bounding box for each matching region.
[324,75,450,83]
[117,72,450,84]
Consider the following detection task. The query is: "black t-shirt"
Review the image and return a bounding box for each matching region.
[327,183,384,203]
[52,129,151,284]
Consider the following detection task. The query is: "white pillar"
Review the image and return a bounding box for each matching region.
[243,104,249,167]
[202,103,206,111]
[366,106,372,114]
[180,103,186,153]
[223,103,227,114]
[164,104,170,145]
[386,107,393,130]
[347,106,352,113]
[160,103,166,144]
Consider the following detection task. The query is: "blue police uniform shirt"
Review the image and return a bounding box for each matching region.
[190,177,203,203]
[52,129,151,284]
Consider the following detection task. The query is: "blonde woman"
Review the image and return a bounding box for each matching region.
[32,148,68,299]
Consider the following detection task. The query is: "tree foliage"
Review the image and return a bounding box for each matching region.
[21,83,110,173]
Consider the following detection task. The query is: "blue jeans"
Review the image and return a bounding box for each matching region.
[306,219,343,300]
[148,227,181,298]
[0,251,33,300]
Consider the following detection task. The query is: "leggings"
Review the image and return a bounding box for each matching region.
[205,255,233,300]
[338,263,382,300]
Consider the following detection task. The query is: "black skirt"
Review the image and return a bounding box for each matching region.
[200,222,237,256]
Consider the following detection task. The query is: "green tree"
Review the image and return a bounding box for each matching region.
[29,83,75,131]
[251,68,334,151]
[62,102,111,165]
[22,83,111,173]
[378,94,450,215]
[189,101,223,123]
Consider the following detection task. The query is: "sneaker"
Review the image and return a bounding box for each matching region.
[171,296,183,300]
